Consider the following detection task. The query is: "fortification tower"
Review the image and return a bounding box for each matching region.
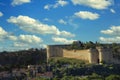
[47,45,63,61]
[97,47,112,64]
[88,48,99,64]
[46,45,50,60]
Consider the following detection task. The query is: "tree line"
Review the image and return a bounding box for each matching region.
[0,48,47,72]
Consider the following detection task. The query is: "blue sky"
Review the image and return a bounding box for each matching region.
[0,0,120,51]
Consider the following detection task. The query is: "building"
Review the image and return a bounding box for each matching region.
[47,45,120,64]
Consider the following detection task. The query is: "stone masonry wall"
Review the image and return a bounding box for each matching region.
[47,45,120,64]
[47,45,99,63]
[47,45,63,59]
[63,49,90,63]
[89,49,99,64]
[97,47,113,64]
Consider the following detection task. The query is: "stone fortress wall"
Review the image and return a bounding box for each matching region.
[47,45,120,64]
[63,49,90,62]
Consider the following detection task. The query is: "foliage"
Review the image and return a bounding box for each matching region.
[0,48,46,72]
[106,75,120,80]
[69,41,120,60]
[35,77,49,80]
[48,57,120,80]
[69,41,99,50]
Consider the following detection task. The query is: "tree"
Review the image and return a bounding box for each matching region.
[71,41,84,50]
[84,41,96,49]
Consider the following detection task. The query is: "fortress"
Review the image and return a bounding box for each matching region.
[47,44,120,64]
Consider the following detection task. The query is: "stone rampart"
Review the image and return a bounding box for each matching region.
[47,45,120,64]
[89,49,99,63]
[47,45,63,59]
[97,47,113,64]
[63,49,90,62]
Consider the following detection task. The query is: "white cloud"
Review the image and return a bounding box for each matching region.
[100,37,120,43]
[58,0,68,6]
[58,19,67,25]
[43,18,50,21]
[18,34,43,44]
[13,42,46,50]
[44,4,52,10]
[0,27,44,51]
[44,0,68,10]
[54,0,68,8]
[67,18,79,29]
[8,35,17,41]
[13,42,29,47]
[101,26,120,36]
[74,11,99,20]
[6,34,42,43]
[0,27,8,40]
[0,27,7,36]
[1,25,43,45]
[110,8,116,13]
[0,28,42,44]
[11,0,31,6]
[100,26,120,43]
[60,31,75,37]
[71,0,113,10]
[0,27,18,41]
[10,34,43,50]
[7,15,75,37]
[0,12,3,17]
[52,37,75,44]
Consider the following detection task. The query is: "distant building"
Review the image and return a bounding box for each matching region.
[47,45,120,64]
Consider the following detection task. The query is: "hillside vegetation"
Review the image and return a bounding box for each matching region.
[44,57,120,80]
[0,48,46,72]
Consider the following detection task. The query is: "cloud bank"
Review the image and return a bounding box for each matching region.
[52,37,75,44]
[71,0,113,10]
[11,0,31,6]
[100,26,120,43]
[7,15,75,37]
[44,0,68,10]
[74,11,99,20]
